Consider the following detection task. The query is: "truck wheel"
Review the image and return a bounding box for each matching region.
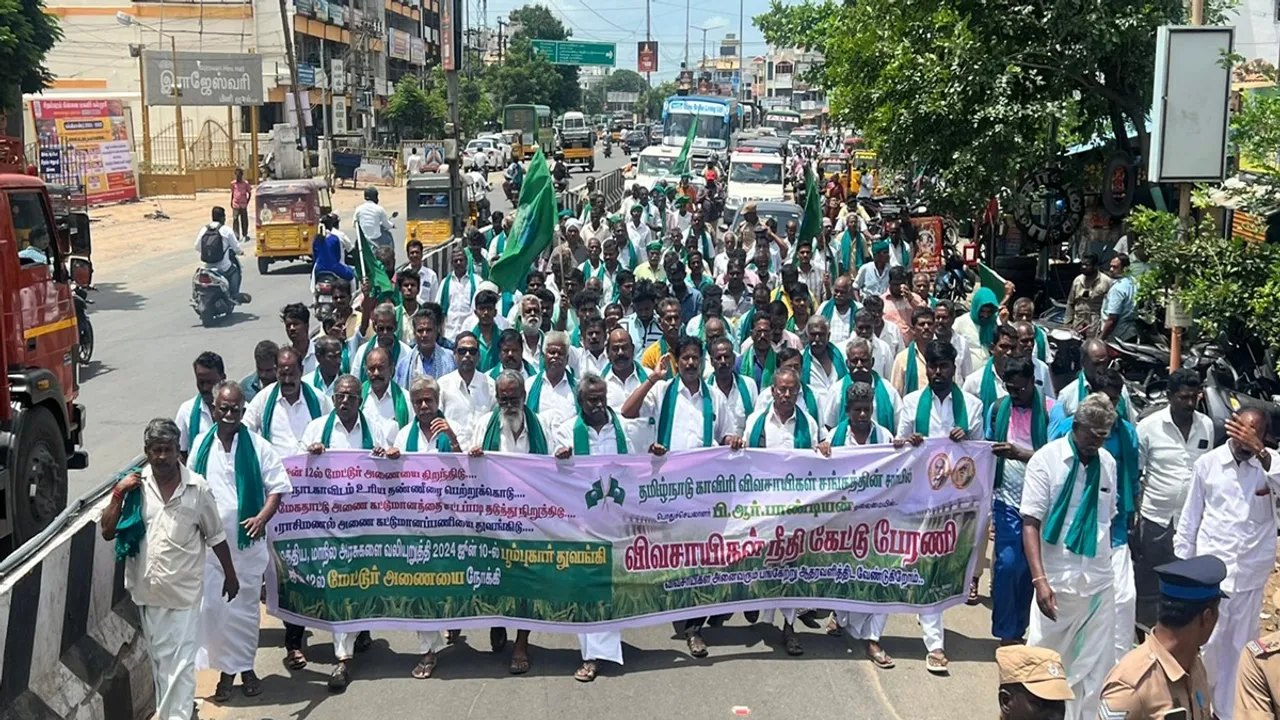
[11,406,68,545]
[257,257,270,275]
[76,315,94,365]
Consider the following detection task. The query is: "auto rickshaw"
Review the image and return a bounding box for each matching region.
[852,150,881,195]
[254,178,331,274]
[818,153,851,195]
[406,174,454,249]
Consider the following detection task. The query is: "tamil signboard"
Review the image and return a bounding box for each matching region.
[333,96,349,135]
[143,51,264,107]
[530,39,616,67]
[637,41,658,72]
[606,91,640,104]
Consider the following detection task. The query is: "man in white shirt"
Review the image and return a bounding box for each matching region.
[853,240,892,299]
[468,369,553,674]
[822,337,902,431]
[436,246,481,341]
[932,299,975,379]
[1055,339,1136,425]
[191,382,291,702]
[574,316,611,377]
[896,339,984,674]
[1175,408,1280,719]
[195,206,247,303]
[175,351,226,458]
[625,203,653,266]
[360,346,412,430]
[853,309,895,378]
[816,275,858,346]
[438,332,497,450]
[388,376,460,679]
[525,331,577,430]
[706,336,758,436]
[281,303,319,375]
[1133,368,1213,632]
[801,315,845,411]
[552,374,635,682]
[245,347,333,458]
[306,335,345,397]
[1011,322,1055,394]
[351,304,414,388]
[861,294,905,358]
[1021,393,1119,720]
[299,375,398,690]
[352,186,394,247]
[100,418,238,720]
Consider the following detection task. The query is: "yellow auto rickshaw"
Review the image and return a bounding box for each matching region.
[852,150,881,195]
[818,153,851,194]
[254,178,331,274]
[406,174,454,249]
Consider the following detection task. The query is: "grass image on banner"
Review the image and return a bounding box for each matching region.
[670,115,700,178]
[355,224,397,305]
[797,166,822,247]
[490,148,557,292]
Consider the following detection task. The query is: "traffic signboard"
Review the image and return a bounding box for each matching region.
[531,39,616,67]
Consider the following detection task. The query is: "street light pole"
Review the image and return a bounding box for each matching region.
[171,36,185,174]
[133,45,151,171]
[278,0,312,176]
[684,0,689,69]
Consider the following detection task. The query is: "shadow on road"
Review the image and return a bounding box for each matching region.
[79,359,115,382]
[261,261,315,277]
[192,311,261,329]
[89,282,146,313]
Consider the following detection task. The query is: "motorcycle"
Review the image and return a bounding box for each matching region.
[72,281,93,365]
[604,141,612,159]
[190,267,237,327]
[313,270,344,322]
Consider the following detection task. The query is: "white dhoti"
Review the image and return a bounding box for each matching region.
[1203,585,1263,720]
[418,631,447,654]
[761,608,797,625]
[333,631,361,660]
[140,604,200,720]
[577,631,624,664]
[1111,545,1136,659]
[835,611,887,642]
[920,612,944,652]
[196,549,265,674]
[1028,586,1116,720]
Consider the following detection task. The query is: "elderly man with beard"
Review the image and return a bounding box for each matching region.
[890,306,937,397]
[898,340,985,675]
[176,351,226,459]
[622,336,740,657]
[706,335,758,435]
[1010,321,1056,395]
[743,366,831,656]
[300,375,398,690]
[552,374,638,682]
[801,315,846,408]
[1022,393,1120,720]
[190,382,291,702]
[245,347,332,458]
[388,376,459,680]
[352,303,413,388]
[469,369,553,674]
[437,332,496,447]
[827,380,912,668]
[986,357,1055,647]
[307,335,346,397]
[1055,338,1136,424]
[102,419,239,720]
[515,295,546,368]
[526,331,577,430]
[360,346,412,430]
[822,337,902,432]
[853,308,895,378]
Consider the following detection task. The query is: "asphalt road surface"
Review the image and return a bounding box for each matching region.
[69,146,1001,719]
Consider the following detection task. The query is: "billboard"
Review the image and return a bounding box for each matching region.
[441,0,455,70]
[30,99,137,205]
[637,41,658,73]
[144,51,264,106]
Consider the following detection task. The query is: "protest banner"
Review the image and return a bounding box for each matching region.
[267,441,993,633]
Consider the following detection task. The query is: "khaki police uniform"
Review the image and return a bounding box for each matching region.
[1098,634,1212,719]
[1235,630,1280,719]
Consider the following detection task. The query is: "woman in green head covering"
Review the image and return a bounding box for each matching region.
[953,287,1001,361]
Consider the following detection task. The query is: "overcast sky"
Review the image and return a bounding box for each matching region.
[471,0,777,81]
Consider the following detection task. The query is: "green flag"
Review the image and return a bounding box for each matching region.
[355,224,397,305]
[797,165,822,247]
[671,115,700,177]
[977,262,1008,303]
[491,148,557,292]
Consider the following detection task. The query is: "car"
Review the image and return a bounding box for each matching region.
[725,200,802,234]
[476,134,512,164]
[464,138,504,170]
[623,129,648,150]
[649,125,663,143]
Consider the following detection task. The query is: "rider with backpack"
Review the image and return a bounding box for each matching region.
[196,206,249,304]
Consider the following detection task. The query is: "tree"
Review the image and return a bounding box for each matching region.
[753,0,1224,214]
[384,75,447,139]
[0,0,61,95]
[603,69,648,95]
[637,81,676,122]
[484,36,562,109]
[509,3,580,112]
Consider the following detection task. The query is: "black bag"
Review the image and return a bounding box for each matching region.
[199,225,225,264]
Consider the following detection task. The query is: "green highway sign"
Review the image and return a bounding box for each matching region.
[531,39,616,67]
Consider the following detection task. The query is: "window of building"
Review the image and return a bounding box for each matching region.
[775,61,793,76]
[767,61,774,80]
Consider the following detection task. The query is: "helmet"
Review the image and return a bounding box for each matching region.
[363,186,379,202]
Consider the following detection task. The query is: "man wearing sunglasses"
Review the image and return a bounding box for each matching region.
[1054,338,1136,425]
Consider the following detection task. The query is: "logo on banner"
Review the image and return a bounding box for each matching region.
[928,454,951,490]
[585,476,626,509]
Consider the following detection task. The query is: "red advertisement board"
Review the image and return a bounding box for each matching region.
[637,41,658,73]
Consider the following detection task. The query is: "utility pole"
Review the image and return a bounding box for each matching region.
[737,0,744,103]
[496,18,507,63]
[645,0,652,85]
[684,0,689,69]
[171,36,185,174]
[445,0,465,237]
[1170,0,1205,371]
[278,0,312,175]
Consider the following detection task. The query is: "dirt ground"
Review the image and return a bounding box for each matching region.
[1260,548,1280,634]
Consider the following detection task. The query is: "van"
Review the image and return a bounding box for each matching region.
[725,150,786,215]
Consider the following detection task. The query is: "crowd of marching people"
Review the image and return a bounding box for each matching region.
[103,155,1280,720]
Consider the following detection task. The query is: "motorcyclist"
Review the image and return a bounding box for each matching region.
[312,212,355,291]
[195,206,249,304]
[552,152,571,188]
[504,157,525,204]
[353,185,395,247]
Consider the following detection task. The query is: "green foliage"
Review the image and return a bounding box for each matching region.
[752,0,1204,215]
[1233,89,1280,174]
[0,0,61,96]
[1128,207,1280,347]
[384,75,447,139]
[484,36,563,111]
[638,81,677,122]
[508,3,580,113]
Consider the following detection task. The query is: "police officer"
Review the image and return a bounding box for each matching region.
[1098,555,1224,720]
[1234,629,1280,718]
[996,645,1074,720]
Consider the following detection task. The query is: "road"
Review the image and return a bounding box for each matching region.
[69,146,1000,720]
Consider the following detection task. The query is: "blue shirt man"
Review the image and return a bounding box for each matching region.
[1100,254,1137,342]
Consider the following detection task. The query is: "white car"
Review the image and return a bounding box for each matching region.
[477,134,512,164]
[725,149,786,215]
[465,138,502,170]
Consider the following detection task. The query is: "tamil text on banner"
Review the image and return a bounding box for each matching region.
[143,51,265,107]
[267,441,993,633]
[30,99,137,204]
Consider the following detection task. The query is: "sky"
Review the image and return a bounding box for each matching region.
[470,0,778,81]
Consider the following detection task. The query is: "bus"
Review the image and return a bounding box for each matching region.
[661,95,734,167]
[762,109,802,137]
[503,104,554,161]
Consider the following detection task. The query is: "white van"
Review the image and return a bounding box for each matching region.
[725,150,786,215]
[631,145,682,190]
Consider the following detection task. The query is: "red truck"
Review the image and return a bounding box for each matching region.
[0,135,87,554]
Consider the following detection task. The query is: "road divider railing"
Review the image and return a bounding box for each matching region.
[0,457,154,720]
